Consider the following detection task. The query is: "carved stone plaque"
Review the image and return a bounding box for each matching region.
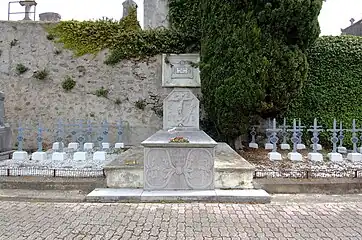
[144,147,215,190]
[162,54,200,87]
[163,89,199,129]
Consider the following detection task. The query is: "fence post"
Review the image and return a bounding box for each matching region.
[306,170,309,179]
[7,168,10,176]
[355,170,358,178]
[53,169,56,177]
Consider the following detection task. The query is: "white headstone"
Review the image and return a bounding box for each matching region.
[163,88,199,130]
[144,0,169,29]
[162,54,200,87]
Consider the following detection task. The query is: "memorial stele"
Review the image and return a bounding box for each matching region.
[141,54,218,190]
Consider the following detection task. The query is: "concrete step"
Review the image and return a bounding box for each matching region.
[86,188,271,204]
[0,176,106,191]
[0,189,87,202]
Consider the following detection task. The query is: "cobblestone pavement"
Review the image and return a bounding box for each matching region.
[1,198,362,240]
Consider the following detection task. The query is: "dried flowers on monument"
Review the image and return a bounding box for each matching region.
[169,136,190,143]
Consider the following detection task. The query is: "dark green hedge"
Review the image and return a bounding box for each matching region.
[287,36,362,147]
[200,0,323,144]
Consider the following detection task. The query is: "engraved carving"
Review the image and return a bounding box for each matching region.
[163,89,199,129]
[162,54,200,87]
[144,147,214,190]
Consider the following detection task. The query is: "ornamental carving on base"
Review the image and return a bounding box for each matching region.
[144,148,214,190]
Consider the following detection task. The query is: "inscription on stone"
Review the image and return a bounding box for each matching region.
[163,89,199,129]
[144,147,214,190]
[162,54,200,87]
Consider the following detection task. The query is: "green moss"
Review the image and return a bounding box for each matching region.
[61,76,76,91]
[15,63,29,75]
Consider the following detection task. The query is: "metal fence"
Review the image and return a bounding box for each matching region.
[254,169,362,179]
[0,167,105,178]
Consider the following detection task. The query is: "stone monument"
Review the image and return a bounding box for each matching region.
[123,0,137,18]
[142,54,216,190]
[90,54,270,203]
[0,92,12,153]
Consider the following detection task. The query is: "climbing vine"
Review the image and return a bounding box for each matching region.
[45,5,198,65]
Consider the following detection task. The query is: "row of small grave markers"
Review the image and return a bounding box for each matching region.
[249,118,362,162]
[12,120,125,162]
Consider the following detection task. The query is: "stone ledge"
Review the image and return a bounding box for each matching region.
[86,188,271,204]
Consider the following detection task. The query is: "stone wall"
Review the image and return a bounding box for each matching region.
[0,20,180,149]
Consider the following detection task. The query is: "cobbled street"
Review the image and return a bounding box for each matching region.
[1,196,362,240]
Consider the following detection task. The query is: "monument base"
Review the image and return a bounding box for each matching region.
[12,151,28,161]
[328,152,343,162]
[31,152,47,161]
[268,152,282,161]
[265,143,273,150]
[86,188,271,204]
[347,153,362,162]
[308,152,323,162]
[288,152,303,161]
[68,142,79,151]
[248,143,258,149]
[93,151,106,161]
[73,152,87,161]
[280,144,290,150]
[297,144,306,150]
[104,143,255,189]
[52,152,66,161]
[337,147,347,154]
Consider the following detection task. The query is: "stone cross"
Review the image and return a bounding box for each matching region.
[122,0,137,18]
[36,121,48,152]
[86,120,93,143]
[288,119,300,153]
[307,118,324,153]
[117,120,123,143]
[279,118,290,145]
[265,118,272,144]
[327,119,339,153]
[76,120,86,151]
[19,0,37,21]
[0,92,4,126]
[16,121,25,151]
[347,119,361,153]
[250,126,257,145]
[338,122,345,148]
[266,119,281,152]
[296,118,306,144]
[96,121,109,148]
[55,119,65,152]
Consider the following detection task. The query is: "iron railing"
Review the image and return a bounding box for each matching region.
[0,167,105,178]
[254,169,362,179]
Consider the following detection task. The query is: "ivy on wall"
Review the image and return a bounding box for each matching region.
[46,5,199,65]
[287,36,362,147]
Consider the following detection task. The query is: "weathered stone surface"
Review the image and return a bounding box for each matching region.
[162,54,200,87]
[163,89,199,129]
[105,142,254,189]
[0,21,177,149]
[122,0,137,18]
[144,0,169,29]
[0,92,4,126]
[39,12,61,22]
[144,147,215,190]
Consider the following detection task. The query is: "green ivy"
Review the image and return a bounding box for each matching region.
[45,5,198,65]
[287,36,362,148]
[46,8,141,56]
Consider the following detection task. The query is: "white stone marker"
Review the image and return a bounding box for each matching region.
[307,118,324,162]
[12,151,28,161]
[52,142,64,150]
[115,143,125,149]
[267,119,282,161]
[248,126,258,149]
[288,119,303,161]
[52,152,66,161]
[327,119,343,162]
[102,143,110,149]
[68,142,79,151]
[31,152,47,161]
[84,143,94,151]
[279,118,291,150]
[346,119,362,162]
[93,151,106,161]
[73,152,87,161]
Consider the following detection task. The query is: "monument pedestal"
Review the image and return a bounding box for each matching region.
[142,129,217,190]
[31,152,47,161]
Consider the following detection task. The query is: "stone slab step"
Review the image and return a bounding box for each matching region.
[0,189,86,202]
[86,188,271,204]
